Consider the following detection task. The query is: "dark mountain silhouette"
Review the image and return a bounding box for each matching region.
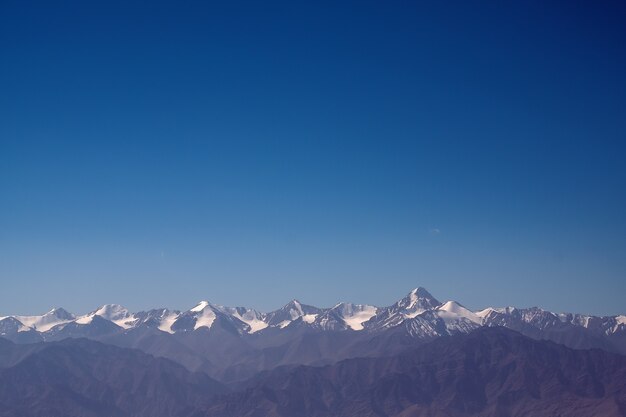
[0,338,227,417]
[204,327,626,417]
[1,328,625,416]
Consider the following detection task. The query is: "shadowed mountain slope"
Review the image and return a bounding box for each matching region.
[0,338,227,417]
[203,327,626,417]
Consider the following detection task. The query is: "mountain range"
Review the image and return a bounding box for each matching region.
[204,327,626,417]
[1,287,625,416]
[2,287,625,385]
[1,327,624,417]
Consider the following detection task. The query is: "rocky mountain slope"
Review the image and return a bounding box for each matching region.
[0,338,227,417]
[203,327,626,417]
[1,287,625,383]
[1,328,624,417]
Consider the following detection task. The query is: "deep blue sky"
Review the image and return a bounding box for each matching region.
[1,1,625,316]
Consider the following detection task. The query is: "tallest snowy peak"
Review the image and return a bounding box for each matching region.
[410,287,436,300]
[399,287,441,308]
[397,287,440,313]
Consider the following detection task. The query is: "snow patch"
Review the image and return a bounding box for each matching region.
[223,307,269,333]
[12,308,76,332]
[342,305,377,330]
[246,318,269,333]
[302,314,317,324]
[475,308,495,319]
[612,315,626,333]
[75,315,94,325]
[475,306,515,319]
[157,311,180,334]
[94,304,136,329]
[191,301,210,312]
[287,301,304,320]
[14,315,64,332]
[193,308,216,330]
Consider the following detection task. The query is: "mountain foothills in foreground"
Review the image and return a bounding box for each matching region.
[0,328,624,417]
[1,288,625,417]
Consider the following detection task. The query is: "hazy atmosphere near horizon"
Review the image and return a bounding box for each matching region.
[1,1,625,317]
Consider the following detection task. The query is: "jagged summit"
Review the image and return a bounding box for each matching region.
[284,299,303,311]
[0,287,624,351]
[46,307,75,320]
[265,299,321,328]
[411,286,435,298]
[394,287,441,316]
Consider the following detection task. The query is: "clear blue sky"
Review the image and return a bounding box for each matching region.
[1,1,625,316]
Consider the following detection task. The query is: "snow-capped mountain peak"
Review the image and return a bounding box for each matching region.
[396,287,440,317]
[9,307,76,332]
[94,304,130,319]
[1,288,624,352]
[436,301,481,325]
[0,317,35,334]
[284,300,304,318]
[265,299,321,328]
[46,307,75,321]
[79,304,136,329]
[183,301,217,330]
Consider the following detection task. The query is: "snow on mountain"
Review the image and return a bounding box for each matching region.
[211,306,268,333]
[479,306,581,332]
[403,314,445,338]
[157,311,181,334]
[74,304,136,329]
[613,315,626,334]
[364,287,441,331]
[476,307,498,320]
[169,301,255,334]
[0,316,33,334]
[281,300,305,320]
[0,317,43,343]
[188,301,217,330]
[265,300,322,328]
[94,304,136,329]
[129,308,181,333]
[399,287,441,317]
[11,307,76,332]
[432,301,482,334]
[315,303,378,331]
[559,313,626,335]
[190,301,210,313]
[436,301,481,325]
[301,314,318,324]
[2,288,624,346]
[340,304,377,330]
